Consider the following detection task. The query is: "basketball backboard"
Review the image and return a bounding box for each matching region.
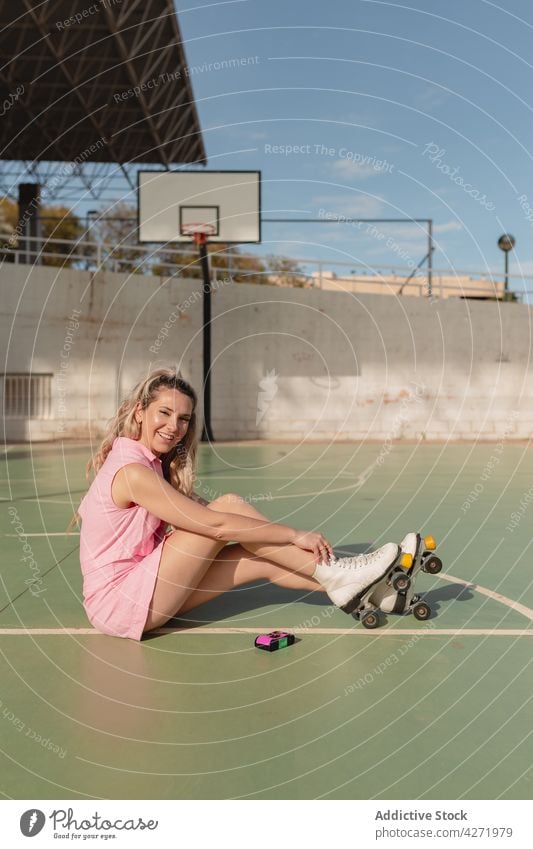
[138,170,261,244]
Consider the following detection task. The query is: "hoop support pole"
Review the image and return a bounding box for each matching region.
[199,239,214,442]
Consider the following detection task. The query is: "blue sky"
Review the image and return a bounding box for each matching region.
[176,0,533,293]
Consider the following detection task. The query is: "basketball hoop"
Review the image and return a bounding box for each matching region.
[138,170,261,245]
[181,222,217,246]
[137,170,262,445]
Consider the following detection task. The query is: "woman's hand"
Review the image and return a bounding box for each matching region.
[293,530,334,565]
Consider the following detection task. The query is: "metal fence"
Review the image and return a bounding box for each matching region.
[1,233,531,300]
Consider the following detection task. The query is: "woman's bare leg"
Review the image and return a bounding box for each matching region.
[177,543,321,614]
[143,530,226,631]
[144,492,324,633]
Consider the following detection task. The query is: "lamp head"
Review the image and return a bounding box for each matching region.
[498,234,515,252]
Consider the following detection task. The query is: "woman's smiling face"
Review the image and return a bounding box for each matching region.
[135,388,193,456]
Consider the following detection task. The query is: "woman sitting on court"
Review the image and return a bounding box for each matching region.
[76,368,401,640]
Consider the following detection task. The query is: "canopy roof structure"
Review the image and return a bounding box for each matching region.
[0,0,206,167]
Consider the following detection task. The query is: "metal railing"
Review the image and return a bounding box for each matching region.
[1,233,531,300]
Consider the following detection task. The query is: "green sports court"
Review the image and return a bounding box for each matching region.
[1,439,531,800]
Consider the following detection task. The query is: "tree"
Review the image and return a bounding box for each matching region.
[208,243,267,285]
[264,254,308,287]
[0,197,83,267]
[151,240,203,280]
[0,199,16,261]
[40,205,83,267]
[90,202,146,274]
[151,240,267,284]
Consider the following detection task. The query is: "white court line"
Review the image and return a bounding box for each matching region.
[0,564,531,624]
[0,499,75,505]
[3,532,79,537]
[195,471,360,478]
[439,572,533,621]
[0,627,530,636]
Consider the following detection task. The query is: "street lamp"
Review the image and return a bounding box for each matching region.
[497,233,515,296]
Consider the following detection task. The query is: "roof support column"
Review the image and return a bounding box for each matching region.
[18,183,42,265]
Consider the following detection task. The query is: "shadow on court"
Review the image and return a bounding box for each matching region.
[149,580,475,633]
[158,543,375,630]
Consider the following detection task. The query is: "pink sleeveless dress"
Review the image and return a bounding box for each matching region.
[78,437,169,640]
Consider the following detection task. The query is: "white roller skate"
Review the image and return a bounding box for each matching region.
[353,534,443,629]
[325,542,401,570]
[313,543,402,614]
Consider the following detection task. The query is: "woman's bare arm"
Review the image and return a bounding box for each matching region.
[113,464,297,545]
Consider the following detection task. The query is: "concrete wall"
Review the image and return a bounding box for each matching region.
[1,262,532,441]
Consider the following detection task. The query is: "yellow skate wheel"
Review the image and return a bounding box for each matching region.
[424,535,436,551]
[400,553,413,569]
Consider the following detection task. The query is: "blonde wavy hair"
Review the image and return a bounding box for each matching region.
[68,369,198,530]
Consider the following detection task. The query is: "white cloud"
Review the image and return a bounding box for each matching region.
[311,193,385,218]
[330,158,389,180]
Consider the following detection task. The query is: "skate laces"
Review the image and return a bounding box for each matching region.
[331,551,379,569]
[366,550,387,564]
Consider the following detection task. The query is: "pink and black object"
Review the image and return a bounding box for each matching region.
[254,630,295,652]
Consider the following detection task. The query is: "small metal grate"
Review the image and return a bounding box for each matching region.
[1,373,53,418]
